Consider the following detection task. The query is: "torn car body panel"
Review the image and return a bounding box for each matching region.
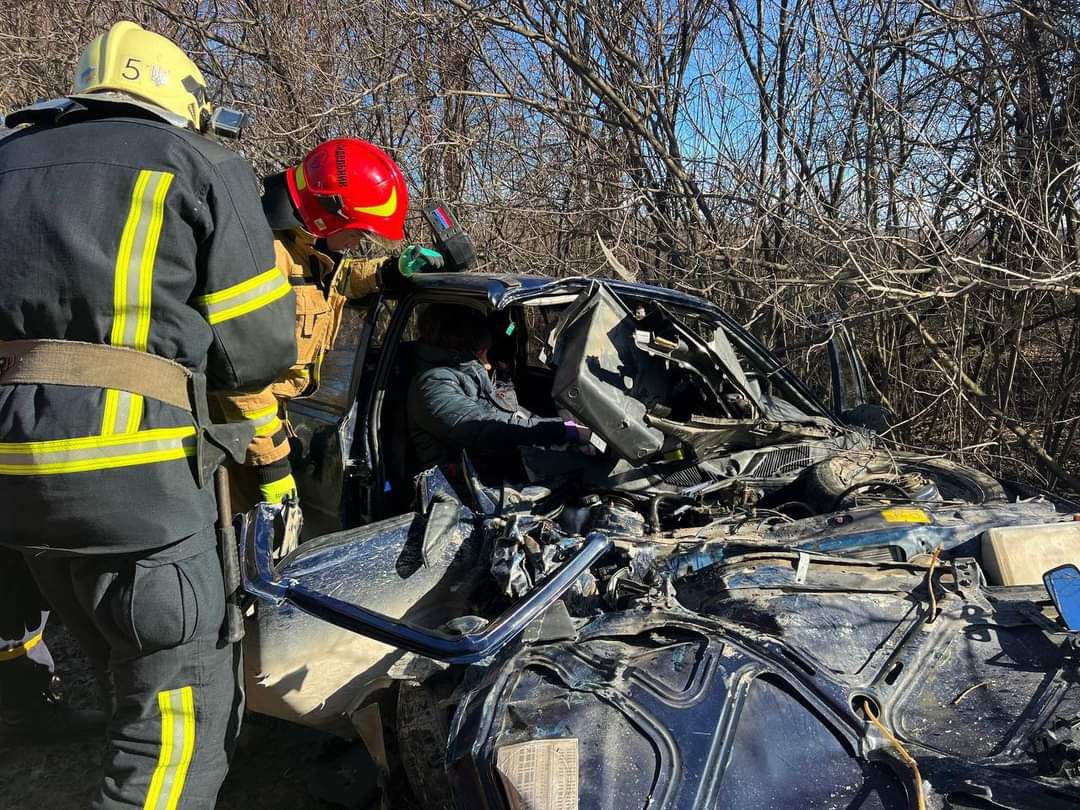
[241,495,613,730]
[242,506,482,732]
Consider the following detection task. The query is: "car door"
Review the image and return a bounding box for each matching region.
[287,293,383,536]
[358,290,507,521]
[242,476,489,734]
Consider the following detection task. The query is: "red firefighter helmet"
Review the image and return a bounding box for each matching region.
[286,138,409,241]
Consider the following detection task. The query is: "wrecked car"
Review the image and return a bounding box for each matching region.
[237,253,1080,808]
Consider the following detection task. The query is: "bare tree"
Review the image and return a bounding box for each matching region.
[4,0,1080,490]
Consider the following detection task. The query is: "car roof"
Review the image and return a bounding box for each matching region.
[406,272,548,305]
[407,272,718,313]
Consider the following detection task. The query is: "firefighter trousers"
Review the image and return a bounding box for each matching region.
[0,548,54,710]
[22,526,243,809]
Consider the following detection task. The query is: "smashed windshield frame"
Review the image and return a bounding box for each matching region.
[499,277,836,423]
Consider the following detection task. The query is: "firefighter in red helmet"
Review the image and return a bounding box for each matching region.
[218,138,442,503]
[287,137,407,242]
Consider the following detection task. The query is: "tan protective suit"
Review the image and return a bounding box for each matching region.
[217,228,384,466]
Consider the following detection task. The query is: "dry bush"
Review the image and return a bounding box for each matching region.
[3,0,1079,492]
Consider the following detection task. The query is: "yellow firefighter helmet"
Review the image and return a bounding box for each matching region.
[72,21,211,130]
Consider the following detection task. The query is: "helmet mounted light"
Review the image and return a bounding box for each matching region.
[206,107,247,140]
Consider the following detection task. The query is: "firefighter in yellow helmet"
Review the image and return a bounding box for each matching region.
[70,21,213,129]
[0,21,295,808]
[218,138,443,504]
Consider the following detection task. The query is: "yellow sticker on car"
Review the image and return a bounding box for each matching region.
[881,507,931,524]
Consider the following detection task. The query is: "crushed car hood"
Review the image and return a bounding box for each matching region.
[546,283,837,465]
[448,552,1080,809]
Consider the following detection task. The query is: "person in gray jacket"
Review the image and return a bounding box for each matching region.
[407,304,589,473]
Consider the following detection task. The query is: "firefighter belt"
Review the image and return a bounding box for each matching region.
[0,339,253,487]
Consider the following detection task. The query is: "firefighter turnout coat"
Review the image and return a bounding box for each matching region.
[216,228,383,467]
[0,111,296,554]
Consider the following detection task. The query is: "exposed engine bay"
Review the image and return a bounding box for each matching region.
[493,282,1039,565]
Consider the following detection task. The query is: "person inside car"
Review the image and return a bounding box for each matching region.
[407,304,591,476]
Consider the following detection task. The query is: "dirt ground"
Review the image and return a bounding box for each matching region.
[0,623,387,809]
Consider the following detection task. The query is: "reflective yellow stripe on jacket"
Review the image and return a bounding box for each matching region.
[0,169,196,479]
[102,169,174,435]
[0,427,197,476]
[244,402,282,438]
[192,267,291,325]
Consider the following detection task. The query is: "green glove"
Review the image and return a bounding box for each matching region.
[397,245,445,277]
[259,472,297,504]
